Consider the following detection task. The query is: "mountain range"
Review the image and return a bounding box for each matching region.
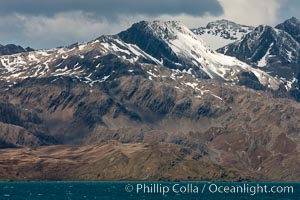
[0,18,299,181]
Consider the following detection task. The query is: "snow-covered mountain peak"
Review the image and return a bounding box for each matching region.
[192,19,254,50]
[131,20,201,43]
[206,19,253,30]
[148,20,183,28]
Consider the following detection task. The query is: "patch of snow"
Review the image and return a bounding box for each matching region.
[257,43,273,67]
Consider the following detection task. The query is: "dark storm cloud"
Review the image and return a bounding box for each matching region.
[0,0,223,17]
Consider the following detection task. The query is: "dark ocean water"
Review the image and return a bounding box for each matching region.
[0,182,299,200]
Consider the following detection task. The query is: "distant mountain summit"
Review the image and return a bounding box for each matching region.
[218,25,300,67]
[217,18,300,98]
[191,19,254,50]
[0,44,33,56]
[276,17,300,43]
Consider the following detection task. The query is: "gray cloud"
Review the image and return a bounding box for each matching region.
[0,0,224,48]
[0,0,223,18]
[0,12,132,49]
[217,0,281,26]
[2,0,299,49]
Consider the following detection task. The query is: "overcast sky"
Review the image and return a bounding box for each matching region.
[0,0,299,49]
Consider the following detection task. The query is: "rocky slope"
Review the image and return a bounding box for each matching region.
[0,20,299,181]
[0,101,57,148]
[0,142,254,181]
[192,19,254,50]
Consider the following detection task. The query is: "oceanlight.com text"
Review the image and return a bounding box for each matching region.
[125,183,294,196]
